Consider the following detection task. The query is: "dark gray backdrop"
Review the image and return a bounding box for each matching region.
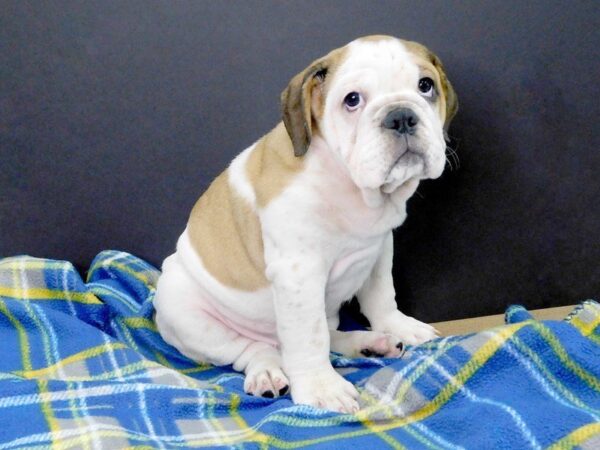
[2,0,599,322]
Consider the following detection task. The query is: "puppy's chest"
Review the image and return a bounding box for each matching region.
[325,239,384,303]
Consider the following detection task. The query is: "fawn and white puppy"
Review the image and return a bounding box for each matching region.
[154,35,458,413]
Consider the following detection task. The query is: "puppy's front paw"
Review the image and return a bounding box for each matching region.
[290,368,359,413]
[376,311,439,346]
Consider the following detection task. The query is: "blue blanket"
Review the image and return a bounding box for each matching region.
[0,250,598,449]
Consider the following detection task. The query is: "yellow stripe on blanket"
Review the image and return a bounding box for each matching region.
[547,422,600,449]
[0,286,101,304]
[17,343,127,378]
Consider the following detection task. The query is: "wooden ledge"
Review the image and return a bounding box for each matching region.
[432,305,575,336]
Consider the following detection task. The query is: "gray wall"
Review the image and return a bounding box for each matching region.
[2,0,599,322]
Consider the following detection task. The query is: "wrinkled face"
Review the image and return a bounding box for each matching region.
[281,36,458,200]
[321,38,455,193]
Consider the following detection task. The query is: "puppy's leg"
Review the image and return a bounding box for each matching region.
[357,232,439,345]
[154,254,289,397]
[330,330,404,358]
[267,253,359,413]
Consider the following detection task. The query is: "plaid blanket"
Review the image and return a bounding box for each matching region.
[0,251,598,449]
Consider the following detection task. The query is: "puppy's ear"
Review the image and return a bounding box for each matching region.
[280,59,329,157]
[430,53,458,133]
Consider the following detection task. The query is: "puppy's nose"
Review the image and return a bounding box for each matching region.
[382,108,419,135]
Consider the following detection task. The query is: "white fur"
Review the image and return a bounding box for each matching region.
[154,38,443,413]
[228,143,257,205]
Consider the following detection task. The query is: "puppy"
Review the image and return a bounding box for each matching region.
[154,35,457,413]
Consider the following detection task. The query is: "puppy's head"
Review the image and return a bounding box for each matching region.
[281,35,457,195]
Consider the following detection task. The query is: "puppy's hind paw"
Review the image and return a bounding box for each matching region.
[244,364,289,398]
[375,311,439,346]
[359,333,405,358]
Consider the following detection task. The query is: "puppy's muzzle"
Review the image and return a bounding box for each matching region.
[382,107,419,136]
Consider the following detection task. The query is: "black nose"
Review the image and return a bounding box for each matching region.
[382,108,419,135]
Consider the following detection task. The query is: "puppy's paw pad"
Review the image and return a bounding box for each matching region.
[244,366,289,398]
[360,333,404,358]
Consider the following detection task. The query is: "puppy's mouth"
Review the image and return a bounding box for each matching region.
[381,146,423,194]
[381,177,411,194]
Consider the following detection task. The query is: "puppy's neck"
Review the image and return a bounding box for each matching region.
[308,134,399,209]
[305,135,410,234]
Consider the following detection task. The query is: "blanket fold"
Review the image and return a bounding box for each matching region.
[0,251,598,449]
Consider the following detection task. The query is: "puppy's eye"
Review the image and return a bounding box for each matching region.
[418,77,435,98]
[343,92,362,111]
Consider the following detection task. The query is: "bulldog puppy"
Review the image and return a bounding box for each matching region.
[154,35,457,413]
